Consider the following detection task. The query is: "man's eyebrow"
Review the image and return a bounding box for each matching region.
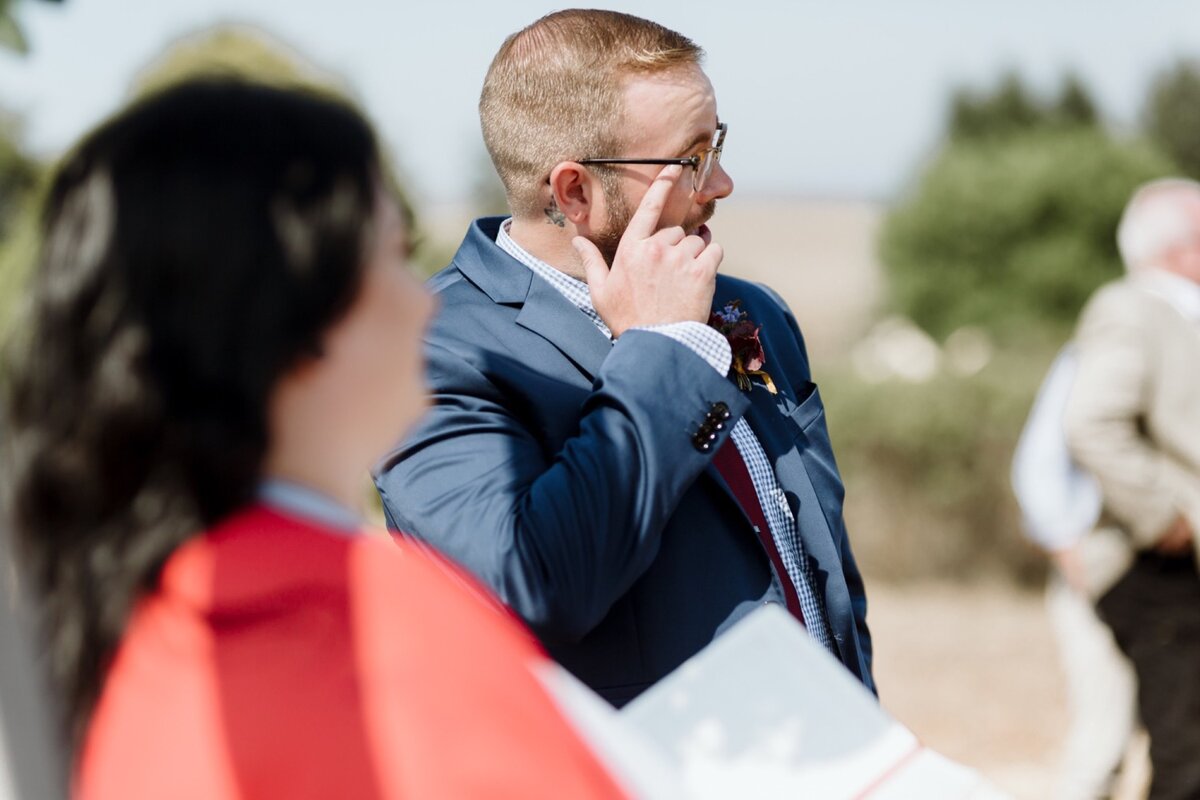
[676,120,721,154]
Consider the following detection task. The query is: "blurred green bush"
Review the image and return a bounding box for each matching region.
[881,127,1174,342]
[853,73,1182,587]
[1146,59,1200,181]
[0,117,40,344]
[821,347,1052,587]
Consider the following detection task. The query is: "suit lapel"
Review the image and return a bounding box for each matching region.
[515,278,612,381]
[747,385,853,658]
[453,217,611,381]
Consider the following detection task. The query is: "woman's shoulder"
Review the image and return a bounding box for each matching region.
[83,507,622,800]
[155,505,531,650]
[347,530,543,659]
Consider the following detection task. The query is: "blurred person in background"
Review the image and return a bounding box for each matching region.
[375,8,874,707]
[1013,348,1140,800]
[3,78,625,799]
[1064,177,1200,800]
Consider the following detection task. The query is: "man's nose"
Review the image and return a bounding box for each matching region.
[697,161,733,202]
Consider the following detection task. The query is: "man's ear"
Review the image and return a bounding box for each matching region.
[548,162,599,229]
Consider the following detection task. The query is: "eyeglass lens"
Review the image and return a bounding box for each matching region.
[695,151,718,193]
[693,125,725,193]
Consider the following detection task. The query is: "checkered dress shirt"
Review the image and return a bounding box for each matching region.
[497,220,835,653]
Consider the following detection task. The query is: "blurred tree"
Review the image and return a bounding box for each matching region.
[948,73,1040,141]
[0,0,59,338]
[0,116,41,340]
[884,71,1168,342]
[882,128,1172,341]
[1054,72,1098,127]
[0,201,39,340]
[948,72,1100,142]
[1144,59,1200,180]
[0,114,38,240]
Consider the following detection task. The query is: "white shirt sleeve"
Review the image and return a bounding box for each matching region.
[1011,347,1102,551]
[634,321,732,376]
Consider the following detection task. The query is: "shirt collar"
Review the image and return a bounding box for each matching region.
[1134,269,1200,322]
[257,478,363,535]
[495,218,612,338]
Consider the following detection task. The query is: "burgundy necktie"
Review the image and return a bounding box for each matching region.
[711,438,806,625]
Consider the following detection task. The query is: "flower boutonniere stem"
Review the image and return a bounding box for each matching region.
[707,300,777,395]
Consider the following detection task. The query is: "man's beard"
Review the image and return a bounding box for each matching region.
[590,186,717,267]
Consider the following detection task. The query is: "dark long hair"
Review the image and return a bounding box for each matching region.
[3,79,381,748]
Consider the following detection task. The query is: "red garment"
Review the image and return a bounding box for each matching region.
[711,440,805,624]
[77,506,626,800]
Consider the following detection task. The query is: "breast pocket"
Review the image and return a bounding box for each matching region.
[786,382,848,517]
[787,381,822,434]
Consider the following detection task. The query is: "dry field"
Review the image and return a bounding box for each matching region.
[869,582,1149,800]
[867,582,1065,798]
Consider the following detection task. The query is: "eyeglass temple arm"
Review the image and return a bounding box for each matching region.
[577,157,698,166]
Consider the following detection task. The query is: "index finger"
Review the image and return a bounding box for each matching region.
[623,164,683,240]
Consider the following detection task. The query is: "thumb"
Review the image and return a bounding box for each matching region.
[572,236,608,292]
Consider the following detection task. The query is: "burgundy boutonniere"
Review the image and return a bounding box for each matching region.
[708,300,777,394]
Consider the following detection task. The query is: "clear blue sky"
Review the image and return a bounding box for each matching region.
[2,0,1199,206]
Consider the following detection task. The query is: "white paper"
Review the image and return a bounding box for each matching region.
[543,604,1010,799]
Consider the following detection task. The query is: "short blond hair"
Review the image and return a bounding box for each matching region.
[480,9,703,219]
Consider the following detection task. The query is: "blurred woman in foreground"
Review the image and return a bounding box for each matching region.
[5,79,624,799]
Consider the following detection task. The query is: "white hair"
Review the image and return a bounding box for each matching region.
[1116,177,1200,271]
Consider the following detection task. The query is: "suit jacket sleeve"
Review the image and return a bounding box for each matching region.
[376,329,749,642]
[1064,284,1182,545]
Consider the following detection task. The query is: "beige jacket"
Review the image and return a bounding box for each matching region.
[1064,275,1200,554]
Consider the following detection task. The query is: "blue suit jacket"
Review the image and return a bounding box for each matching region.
[376,217,874,704]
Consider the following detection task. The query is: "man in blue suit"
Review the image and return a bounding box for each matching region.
[376,9,874,705]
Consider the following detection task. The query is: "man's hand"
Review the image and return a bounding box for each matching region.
[1155,514,1194,556]
[573,164,723,338]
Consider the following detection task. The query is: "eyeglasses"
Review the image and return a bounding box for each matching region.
[579,123,727,195]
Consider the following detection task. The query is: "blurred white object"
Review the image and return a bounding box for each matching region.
[1045,576,1138,799]
[851,316,941,384]
[1011,346,1102,552]
[944,326,993,376]
[543,604,1007,799]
